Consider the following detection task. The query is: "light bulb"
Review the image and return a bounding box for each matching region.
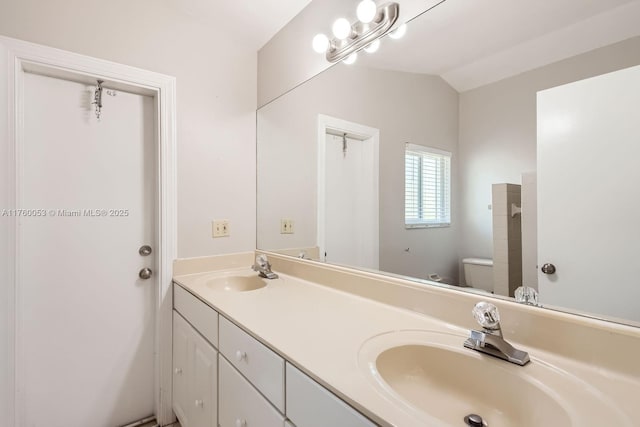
[357,0,377,24]
[343,52,358,65]
[389,23,407,39]
[364,39,380,53]
[312,33,329,53]
[332,18,352,40]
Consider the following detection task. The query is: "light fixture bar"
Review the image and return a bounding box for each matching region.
[326,2,399,63]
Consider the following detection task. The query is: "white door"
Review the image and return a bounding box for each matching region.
[323,133,378,269]
[19,71,156,426]
[537,64,640,322]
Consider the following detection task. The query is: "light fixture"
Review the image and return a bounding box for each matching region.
[356,0,377,24]
[389,22,407,39]
[311,2,399,63]
[312,34,330,53]
[343,52,358,65]
[332,18,352,40]
[364,39,380,54]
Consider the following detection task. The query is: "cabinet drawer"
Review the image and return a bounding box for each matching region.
[174,283,218,347]
[286,363,376,427]
[219,357,285,427]
[219,316,285,411]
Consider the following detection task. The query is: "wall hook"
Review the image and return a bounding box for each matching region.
[92,79,104,120]
[511,203,522,218]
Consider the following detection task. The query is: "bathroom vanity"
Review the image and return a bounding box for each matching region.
[172,255,376,427]
[172,252,640,427]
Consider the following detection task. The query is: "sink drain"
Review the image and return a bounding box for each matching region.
[464,414,487,427]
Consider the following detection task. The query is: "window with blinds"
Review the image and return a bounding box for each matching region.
[404,143,451,228]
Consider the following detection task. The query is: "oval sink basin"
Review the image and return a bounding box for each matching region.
[359,330,631,426]
[206,274,266,292]
[377,344,568,426]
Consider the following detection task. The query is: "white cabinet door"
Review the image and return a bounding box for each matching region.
[191,329,218,427]
[173,310,218,427]
[173,312,191,426]
[219,357,285,427]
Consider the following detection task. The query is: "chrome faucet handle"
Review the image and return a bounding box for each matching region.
[472,301,501,331]
[515,286,539,306]
[252,254,278,279]
[254,254,269,269]
[466,301,530,366]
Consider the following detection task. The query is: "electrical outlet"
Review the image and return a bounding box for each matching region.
[280,219,294,234]
[212,220,230,238]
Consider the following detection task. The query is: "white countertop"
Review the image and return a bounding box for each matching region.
[173,264,640,427]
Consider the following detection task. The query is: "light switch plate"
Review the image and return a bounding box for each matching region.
[212,220,230,237]
[280,219,294,234]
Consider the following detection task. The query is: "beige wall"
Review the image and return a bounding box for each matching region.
[0,0,258,259]
[458,36,640,273]
[258,64,459,281]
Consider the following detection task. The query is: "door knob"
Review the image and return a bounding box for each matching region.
[541,263,556,275]
[139,245,152,256]
[139,268,153,279]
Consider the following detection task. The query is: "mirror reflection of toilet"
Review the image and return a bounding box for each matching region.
[462,258,494,293]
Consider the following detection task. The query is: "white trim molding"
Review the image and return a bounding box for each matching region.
[0,36,177,427]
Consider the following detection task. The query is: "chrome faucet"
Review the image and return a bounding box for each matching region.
[463,301,530,366]
[252,254,278,279]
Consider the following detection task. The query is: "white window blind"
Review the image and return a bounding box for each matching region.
[405,143,451,228]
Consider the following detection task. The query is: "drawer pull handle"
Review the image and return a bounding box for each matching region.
[235,419,247,427]
[195,399,204,408]
[235,350,247,362]
[174,368,183,375]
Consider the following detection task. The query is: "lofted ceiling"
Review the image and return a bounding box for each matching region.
[358,0,640,92]
[162,0,640,91]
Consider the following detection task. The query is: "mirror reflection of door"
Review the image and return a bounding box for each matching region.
[537,64,640,322]
[318,117,379,270]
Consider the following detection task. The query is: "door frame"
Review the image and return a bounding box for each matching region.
[316,114,379,267]
[0,36,177,426]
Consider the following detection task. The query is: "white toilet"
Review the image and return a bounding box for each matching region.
[462,258,494,293]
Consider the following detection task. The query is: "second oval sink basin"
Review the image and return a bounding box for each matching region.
[359,330,632,426]
[376,344,568,426]
[206,274,266,292]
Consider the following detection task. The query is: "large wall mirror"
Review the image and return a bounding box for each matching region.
[257,0,640,326]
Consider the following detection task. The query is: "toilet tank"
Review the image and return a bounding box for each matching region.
[462,258,494,293]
